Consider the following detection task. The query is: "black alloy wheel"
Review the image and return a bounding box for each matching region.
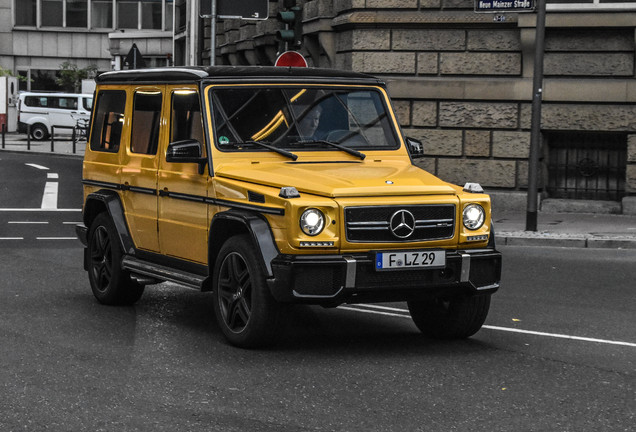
[87,213,144,305]
[90,225,113,293]
[213,234,283,348]
[217,252,253,334]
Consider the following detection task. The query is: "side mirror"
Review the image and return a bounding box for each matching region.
[166,139,207,174]
[405,137,424,158]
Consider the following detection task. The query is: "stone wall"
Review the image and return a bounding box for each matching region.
[212,0,636,210]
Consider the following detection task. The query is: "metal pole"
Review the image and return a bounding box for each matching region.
[51,126,55,152]
[1,123,5,149]
[27,125,31,150]
[210,0,216,66]
[526,0,546,232]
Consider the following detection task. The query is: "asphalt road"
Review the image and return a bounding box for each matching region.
[0,152,634,431]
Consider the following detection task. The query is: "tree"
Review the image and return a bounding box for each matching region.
[56,62,98,93]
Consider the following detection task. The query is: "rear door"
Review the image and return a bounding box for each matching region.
[157,86,211,263]
[119,86,165,252]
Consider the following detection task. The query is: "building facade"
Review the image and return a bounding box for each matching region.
[1,0,635,212]
[199,0,636,213]
[0,0,174,90]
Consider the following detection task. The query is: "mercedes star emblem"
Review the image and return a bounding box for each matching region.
[389,209,416,239]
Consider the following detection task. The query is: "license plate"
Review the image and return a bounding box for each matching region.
[375,250,445,271]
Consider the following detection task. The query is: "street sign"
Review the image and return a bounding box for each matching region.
[475,0,535,13]
[123,43,146,69]
[200,0,268,20]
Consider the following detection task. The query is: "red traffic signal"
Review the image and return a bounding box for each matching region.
[274,51,307,67]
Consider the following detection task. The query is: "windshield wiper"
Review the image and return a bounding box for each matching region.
[297,140,366,160]
[232,140,298,161]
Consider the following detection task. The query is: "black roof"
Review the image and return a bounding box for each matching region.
[95,66,384,86]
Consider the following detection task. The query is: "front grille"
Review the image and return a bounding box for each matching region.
[345,204,455,243]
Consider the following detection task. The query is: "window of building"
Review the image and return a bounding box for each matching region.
[547,0,636,10]
[90,90,126,153]
[165,0,173,31]
[117,0,139,29]
[171,91,204,145]
[175,0,186,32]
[546,132,627,201]
[67,0,88,27]
[141,0,163,29]
[92,0,113,28]
[15,0,37,26]
[42,0,63,27]
[131,91,162,155]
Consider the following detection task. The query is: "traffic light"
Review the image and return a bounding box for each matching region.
[276,6,302,49]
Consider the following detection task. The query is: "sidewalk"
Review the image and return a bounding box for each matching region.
[3,132,635,249]
[0,131,85,157]
[495,211,636,249]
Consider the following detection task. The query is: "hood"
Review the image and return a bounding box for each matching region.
[214,159,457,198]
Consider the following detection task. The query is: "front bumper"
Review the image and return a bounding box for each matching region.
[267,248,502,306]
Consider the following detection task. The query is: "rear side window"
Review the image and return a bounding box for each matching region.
[171,90,204,146]
[24,96,49,107]
[131,91,162,155]
[57,97,78,110]
[90,90,126,153]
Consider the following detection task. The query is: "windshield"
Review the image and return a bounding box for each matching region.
[210,86,400,153]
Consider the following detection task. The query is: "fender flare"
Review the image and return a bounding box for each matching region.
[209,210,280,278]
[83,189,136,256]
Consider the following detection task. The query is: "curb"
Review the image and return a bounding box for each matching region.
[497,232,636,249]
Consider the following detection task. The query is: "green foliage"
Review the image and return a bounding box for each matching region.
[0,66,29,83]
[56,62,98,92]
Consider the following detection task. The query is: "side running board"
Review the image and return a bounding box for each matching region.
[122,256,207,290]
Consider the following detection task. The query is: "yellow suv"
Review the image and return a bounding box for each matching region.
[76,66,502,347]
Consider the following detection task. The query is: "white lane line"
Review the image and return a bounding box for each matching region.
[340,304,636,348]
[339,306,408,319]
[25,163,49,170]
[0,237,24,240]
[8,221,49,224]
[62,222,82,225]
[482,325,636,348]
[0,209,81,212]
[41,181,59,209]
[36,237,77,240]
[47,173,59,179]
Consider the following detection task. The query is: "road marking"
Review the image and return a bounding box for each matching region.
[339,304,636,348]
[36,237,77,240]
[41,181,59,209]
[482,325,636,348]
[25,163,49,170]
[47,173,59,179]
[0,237,24,240]
[0,209,81,212]
[8,221,49,224]
[62,221,82,225]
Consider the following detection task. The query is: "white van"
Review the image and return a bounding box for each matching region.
[18,92,93,140]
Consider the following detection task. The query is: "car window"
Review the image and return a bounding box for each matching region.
[83,97,93,111]
[131,91,162,155]
[210,86,399,152]
[57,97,78,110]
[90,90,126,153]
[24,96,49,107]
[170,90,204,148]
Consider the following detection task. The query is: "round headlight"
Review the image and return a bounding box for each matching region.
[463,204,485,230]
[300,208,325,236]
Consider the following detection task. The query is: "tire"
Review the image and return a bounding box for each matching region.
[212,234,283,348]
[407,294,491,339]
[87,213,144,305]
[30,124,48,141]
